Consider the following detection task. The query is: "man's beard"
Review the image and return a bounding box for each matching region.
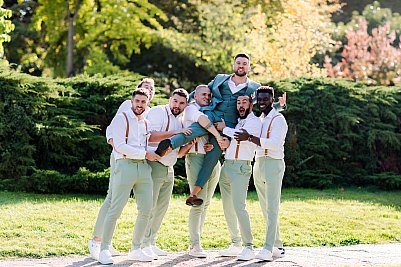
[133,107,145,115]
[238,107,251,119]
[171,107,181,116]
[235,69,247,77]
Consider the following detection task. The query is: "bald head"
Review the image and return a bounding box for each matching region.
[194,85,211,107]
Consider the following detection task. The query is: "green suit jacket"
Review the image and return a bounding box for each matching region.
[201,74,260,112]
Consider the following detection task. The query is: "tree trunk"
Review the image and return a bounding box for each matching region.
[66,14,74,77]
[66,0,83,77]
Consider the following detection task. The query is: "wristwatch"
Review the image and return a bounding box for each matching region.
[248,135,253,141]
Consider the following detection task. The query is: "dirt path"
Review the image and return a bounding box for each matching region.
[1,243,401,267]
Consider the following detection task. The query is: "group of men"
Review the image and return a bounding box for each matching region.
[87,53,288,265]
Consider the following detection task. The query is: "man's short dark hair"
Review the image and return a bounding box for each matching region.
[132,88,150,99]
[172,88,189,100]
[234,53,250,61]
[236,94,252,103]
[256,86,274,98]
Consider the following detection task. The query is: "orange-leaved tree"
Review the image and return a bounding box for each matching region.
[246,0,342,80]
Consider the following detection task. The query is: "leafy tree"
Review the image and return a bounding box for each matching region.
[246,0,342,80]
[325,18,401,85]
[158,0,251,75]
[0,0,14,59]
[3,1,45,76]
[32,0,166,77]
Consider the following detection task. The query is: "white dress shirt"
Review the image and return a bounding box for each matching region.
[256,108,288,159]
[182,103,208,154]
[228,75,249,94]
[147,104,183,166]
[223,112,262,161]
[109,108,148,160]
[106,100,150,142]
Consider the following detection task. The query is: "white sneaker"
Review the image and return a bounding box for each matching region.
[98,249,113,265]
[189,245,207,258]
[151,245,167,256]
[128,248,153,262]
[273,247,285,258]
[256,248,273,261]
[237,247,255,261]
[88,239,100,260]
[143,246,159,260]
[219,244,243,257]
[109,245,122,256]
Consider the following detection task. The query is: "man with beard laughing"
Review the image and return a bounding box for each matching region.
[98,88,160,264]
[215,95,262,261]
[141,88,192,259]
[235,86,288,262]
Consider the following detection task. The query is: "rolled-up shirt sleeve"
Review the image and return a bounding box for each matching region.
[259,117,288,151]
[184,105,203,124]
[112,114,146,159]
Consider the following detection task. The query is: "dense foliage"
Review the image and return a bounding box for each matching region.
[1,70,400,194]
[269,77,401,188]
[325,1,401,85]
[0,68,167,193]
[0,0,13,58]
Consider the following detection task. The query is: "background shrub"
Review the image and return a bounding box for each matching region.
[1,69,400,193]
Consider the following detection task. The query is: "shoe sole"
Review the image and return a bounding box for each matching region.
[98,260,113,265]
[219,253,240,257]
[190,255,207,258]
[256,257,273,261]
[186,198,204,207]
[237,257,255,261]
[155,139,171,156]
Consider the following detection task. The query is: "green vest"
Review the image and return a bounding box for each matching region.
[214,80,248,127]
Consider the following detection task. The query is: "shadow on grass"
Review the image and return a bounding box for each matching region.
[0,191,103,205]
[214,187,401,211]
[279,187,401,211]
[1,187,400,211]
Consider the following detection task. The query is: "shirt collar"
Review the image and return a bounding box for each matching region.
[229,74,249,87]
[127,107,144,121]
[262,108,277,119]
[237,111,256,122]
[193,102,201,109]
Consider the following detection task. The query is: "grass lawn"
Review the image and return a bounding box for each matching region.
[0,188,400,258]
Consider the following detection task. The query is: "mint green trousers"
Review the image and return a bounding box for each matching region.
[219,160,253,248]
[100,159,153,250]
[93,153,115,239]
[254,157,285,251]
[142,160,174,247]
[185,153,220,247]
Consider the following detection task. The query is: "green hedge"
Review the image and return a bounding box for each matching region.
[1,69,400,193]
[267,77,401,189]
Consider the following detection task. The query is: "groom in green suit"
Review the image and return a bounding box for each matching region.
[156,53,282,204]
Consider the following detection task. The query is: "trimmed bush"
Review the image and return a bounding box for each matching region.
[1,68,400,192]
[267,77,401,189]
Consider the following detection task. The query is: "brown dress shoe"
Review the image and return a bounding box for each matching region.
[185,195,203,207]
